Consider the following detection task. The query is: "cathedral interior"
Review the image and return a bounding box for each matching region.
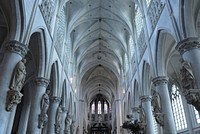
[0,0,200,134]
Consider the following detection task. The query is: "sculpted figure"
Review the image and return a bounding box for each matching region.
[152,90,161,113]
[55,106,63,134]
[180,59,195,90]
[41,90,50,115]
[10,59,26,91]
[38,90,50,128]
[71,121,75,134]
[64,114,72,134]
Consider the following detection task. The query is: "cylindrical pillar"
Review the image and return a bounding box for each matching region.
[0,40,28,133]
[140,95,155,134]
[176,37,200,88]
[26,77,49,134]
[152,76,176,134]
[47,96,61,134]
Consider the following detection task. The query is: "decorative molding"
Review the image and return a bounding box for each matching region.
[5,40,28,58]
[35,77,49,87]
[50,96,61,103]
[176,37,200,55]
[147,0,164,30]
[152,76,168,86]
[140,95,152,102]
[6,90,23,111]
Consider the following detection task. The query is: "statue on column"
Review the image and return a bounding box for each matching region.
[180,59,200,111]
[151,89,164,126]
[180,59,195,91]
[55,105,63,134]
[38,90,50,128]
[70,121,75,134]
[64,114,72,134]
[6,59,26,111]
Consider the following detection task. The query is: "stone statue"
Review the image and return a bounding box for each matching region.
[152,90,161,113]
[38,90,50,128]
[180,59,195,91]
[6,59,26,111]
[70,121,75,134]
[64,114,72,134]
[151,89,164,126]
[10,59,26,91]
[55,105,63,134]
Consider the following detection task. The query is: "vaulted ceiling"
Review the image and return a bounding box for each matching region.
[65,0,135,103]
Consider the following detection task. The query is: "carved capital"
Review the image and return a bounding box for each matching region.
[6,90,23,111]
[152,76,168,86]
[50,96,61,103]
[140,95,152,102]
[176,37,200,55]
[35,77,49,87]
[5,40,29,58]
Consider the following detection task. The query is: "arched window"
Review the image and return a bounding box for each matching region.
[171,84,187,131]
[104,102,108,114]
[194,108,200,124]
[98,101,101,114]
[91,101,95,114]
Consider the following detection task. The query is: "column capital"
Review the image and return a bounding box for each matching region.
[152,76,168,86]
[35,77,49,87]
[50,96,61,103]
[5,40,29,57]
[176,37,200,55]
[140,95,152,102]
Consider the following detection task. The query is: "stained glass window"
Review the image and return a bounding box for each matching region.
[104,102,108,114]
[194,108,200,123]
[171,84,187,131]
[98,101,101,114]
[91,102,95,114]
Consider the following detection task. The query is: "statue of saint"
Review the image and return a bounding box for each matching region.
[65,114,72,134]
[180,59,195,90]
[38,90,50,128]
[152,90,161,113]
[10,59,26,91]
[41,90,50,115]
[71,121,75,134]
[55,106,63,133]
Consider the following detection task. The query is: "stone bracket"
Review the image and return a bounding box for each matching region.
[6,90,23,112]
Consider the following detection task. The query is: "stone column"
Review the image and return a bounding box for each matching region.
[152,76,176,134]
[115,99,122,134]
[47,96,61,134]
[0,40,28,133]
[176,37,200,88]
[140,95,155,134]
[26,77,49,134]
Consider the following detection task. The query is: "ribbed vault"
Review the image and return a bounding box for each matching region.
[65,0,135,104]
